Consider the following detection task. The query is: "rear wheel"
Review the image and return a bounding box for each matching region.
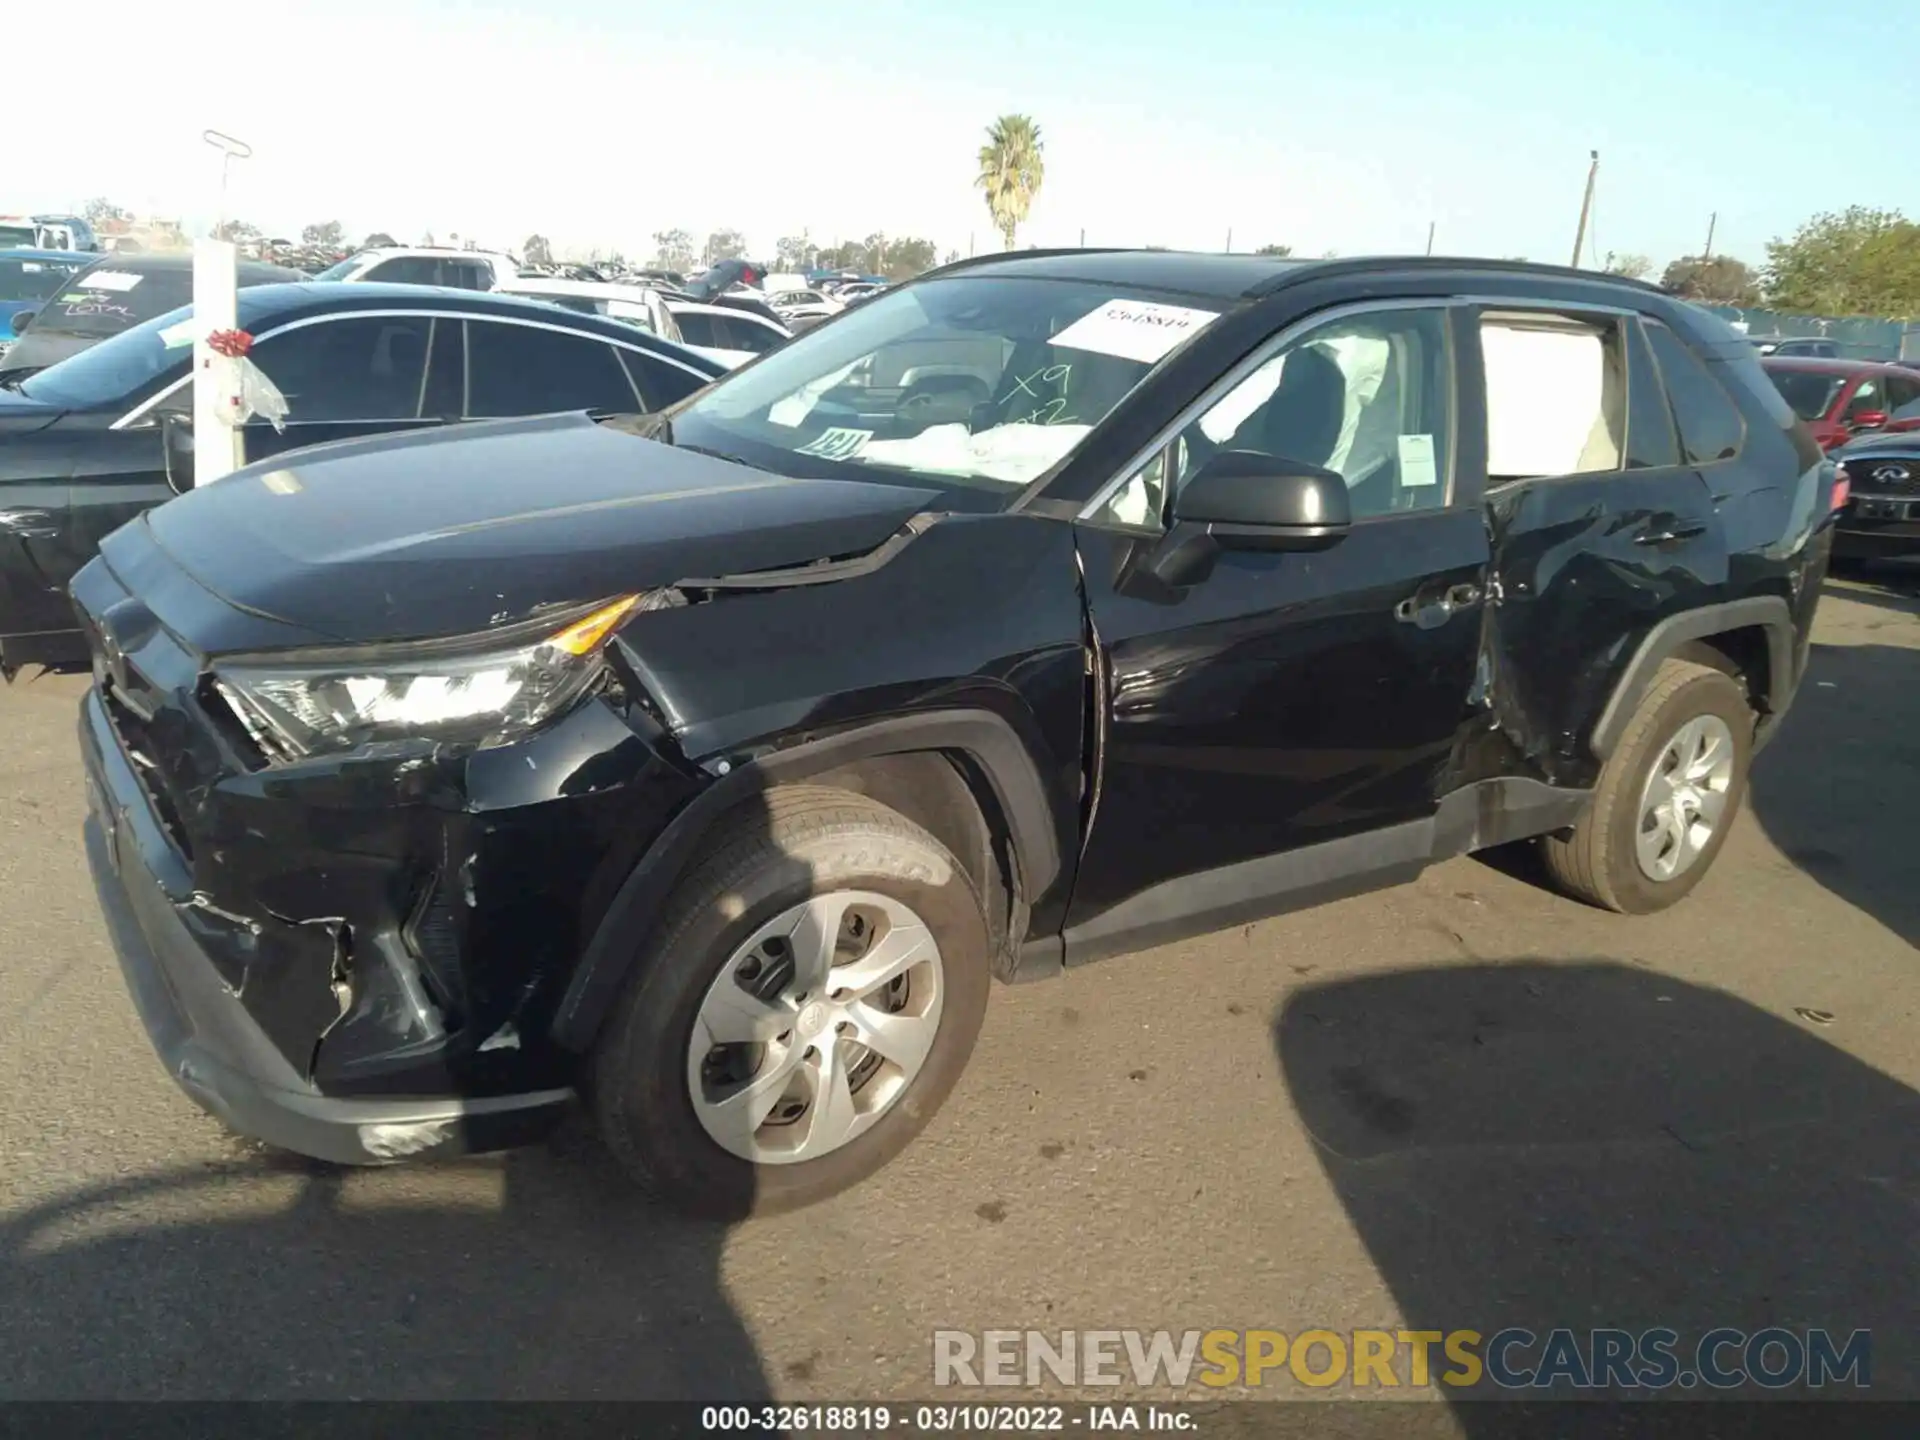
[591,787,991,1216]
[1542,660,1753,914]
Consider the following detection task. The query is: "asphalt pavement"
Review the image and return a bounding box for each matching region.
[2,566,1916,1419]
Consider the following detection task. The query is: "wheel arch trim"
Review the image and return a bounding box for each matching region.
[549,708,1064,1052]
[1589,596,1797,761]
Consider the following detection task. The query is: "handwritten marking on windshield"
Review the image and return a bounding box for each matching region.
[1006,363,1072,425]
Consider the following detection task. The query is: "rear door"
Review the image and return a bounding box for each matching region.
[1066,299,1490,955]
[1471,303,1727,790]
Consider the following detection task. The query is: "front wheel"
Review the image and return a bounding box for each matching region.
[591,787,991,1217]
[1542,660,1753,914]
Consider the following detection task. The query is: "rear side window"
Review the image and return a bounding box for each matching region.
[464,320,640,417]
[363,257,439,286]
[1644,321,1745,464]
[729,317,783,355]
[674,311,717,348]
[620,347,709,409]
[1479,312,1625,480]
[1623,322,1681,469]
[1886,372,1920,420]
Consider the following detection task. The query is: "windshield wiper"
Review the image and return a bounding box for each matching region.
[673,442,771,473]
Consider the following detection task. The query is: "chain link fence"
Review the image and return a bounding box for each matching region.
[1696,305,1920,362]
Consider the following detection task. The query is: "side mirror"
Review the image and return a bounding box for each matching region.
[161,411,196,494]
[10,308,36,337]
[1849,410,1889,432]
[1140,451,1352,588]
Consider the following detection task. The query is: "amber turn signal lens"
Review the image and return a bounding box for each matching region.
[546,595,643,657]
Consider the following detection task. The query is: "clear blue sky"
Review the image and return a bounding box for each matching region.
[11,0,1881,270]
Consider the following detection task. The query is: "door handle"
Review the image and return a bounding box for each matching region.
[1394,593,1454,629]
[0,507,61,539]
[1444,582,1482,608]
[1633,519,1707,546]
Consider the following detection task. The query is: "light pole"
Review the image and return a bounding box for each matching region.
[202,130,252,240]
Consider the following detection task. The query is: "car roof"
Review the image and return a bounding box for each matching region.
[71,251,307,283]
[230,281,717,353]
[502,276,664,303]
[923,248,1671,305]
[1758,356,1889,374]
[352,247,515,265]
[0,247,95,263]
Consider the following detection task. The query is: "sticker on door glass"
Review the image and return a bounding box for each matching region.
[1050,298,1218,365]
[1398,433,1439,487]
[73,270,143,293]
[796,426,872,461]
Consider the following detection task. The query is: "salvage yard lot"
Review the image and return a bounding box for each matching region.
[2,571,1917,1404]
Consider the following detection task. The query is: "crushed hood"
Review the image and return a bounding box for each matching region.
[142,411,939,645]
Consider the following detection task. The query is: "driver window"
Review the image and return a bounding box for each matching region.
[1093,306,1454,529]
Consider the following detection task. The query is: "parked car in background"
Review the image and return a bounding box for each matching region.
[0,282,723,673]
[661,298,792,368]
[70,252,1835,1215]
[1829,431,1920,560]
[0,250,95,359]
[1750,336,1840,359]
[498,276,688,346]
[315,246,522,290]
[1,214,99,252]
[0,252,307,379]
[1760,357,1920,450]
[767,289,842,324]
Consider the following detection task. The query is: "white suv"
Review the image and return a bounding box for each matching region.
[316,247,521,291]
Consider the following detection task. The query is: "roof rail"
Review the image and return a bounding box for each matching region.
[1246,254,1669,298]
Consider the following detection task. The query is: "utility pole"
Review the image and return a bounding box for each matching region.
[1425,221,1436,256]
[1570,150,1599,268]
[1079,227,1085,249]
[1224,227,1232,253]
[1702,212,1717,262]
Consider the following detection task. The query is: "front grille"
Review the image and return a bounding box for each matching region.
[405,879,468,1028]
[104,698,195,861]
[1844,456,1920,496]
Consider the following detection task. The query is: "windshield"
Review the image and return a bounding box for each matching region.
[16,302,197,410]
[0,255,87,305]
[666,275,1221,498]
[312,256,362,281]
[1765,368,1844,422]
[0,225,37,248]
[30,264,193,340]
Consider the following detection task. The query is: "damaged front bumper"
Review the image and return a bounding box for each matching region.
[80,689,576,1164]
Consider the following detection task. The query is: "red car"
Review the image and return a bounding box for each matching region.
[1761,357,1920,450]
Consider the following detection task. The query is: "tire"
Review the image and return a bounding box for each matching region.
[591,786,992,1217]
[1541,659,1754,915]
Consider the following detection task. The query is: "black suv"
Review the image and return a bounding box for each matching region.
[76,252,1838,1215]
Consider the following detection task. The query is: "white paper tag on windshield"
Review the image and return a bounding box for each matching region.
[796,426,872,461]
[77,270,143,293]
[1398,433,1439,487]
[1050,298,1217,365]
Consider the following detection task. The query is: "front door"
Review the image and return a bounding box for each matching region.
[1066,301,1489,960]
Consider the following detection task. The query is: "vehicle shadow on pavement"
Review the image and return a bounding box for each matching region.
[1747,640,1920,948]
[0,1122,769,1399]
[1274,959,1920,1424]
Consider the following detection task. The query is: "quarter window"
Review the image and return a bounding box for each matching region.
[1643,321,1745,464]
[464,320,641,417]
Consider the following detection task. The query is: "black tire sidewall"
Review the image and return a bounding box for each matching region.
[596,819,991,1217]
[1602,671,1752,914]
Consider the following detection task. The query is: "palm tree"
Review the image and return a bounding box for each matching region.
[975,115,1045,252]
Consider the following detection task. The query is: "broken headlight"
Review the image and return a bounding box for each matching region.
[213,594,646,762]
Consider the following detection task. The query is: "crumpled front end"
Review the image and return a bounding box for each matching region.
[72,536,706,1161]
